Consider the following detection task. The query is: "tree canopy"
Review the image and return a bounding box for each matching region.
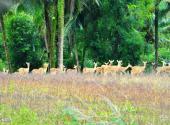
[0,0,169,71]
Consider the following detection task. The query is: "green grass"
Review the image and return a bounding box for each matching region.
[0,73,169,125]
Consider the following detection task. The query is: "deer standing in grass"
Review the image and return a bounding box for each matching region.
[50,65,66,74]
[95,62,109,74]
[131,61,147,75]
[66,65,79,73]
[156,61,170,74]
[103,60,123,75]
[119,63,132,74]
[18,62,30,74]
[2,68,9,74]
[83,62,98,74]
[32,63,48,74]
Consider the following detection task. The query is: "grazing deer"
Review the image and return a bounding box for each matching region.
[32,63,48,74]
[18,62,30,74]
[83,62,98,74]
[131,61,147,75]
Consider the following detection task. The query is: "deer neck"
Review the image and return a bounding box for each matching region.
[143,63,147,68]
[162,63,166,67]
[27,64,30,71]
[118,63,122,67]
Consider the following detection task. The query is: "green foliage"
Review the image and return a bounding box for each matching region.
[6,12,43,71]
[0,59,6,71]
[119,29,144,65]
[0,33,5,60]
[0,0,169,69]
[11,106,39,125]
[142,47,170,64]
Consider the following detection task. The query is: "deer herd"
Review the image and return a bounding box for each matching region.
[1,60,170,75]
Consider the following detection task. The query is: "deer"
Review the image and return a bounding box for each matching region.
[18,62,30,74]
[83,62,98,74]
[119,63,132,74]
[131,61,147,75]
[66,65,80,73]
[155,61,170,74]
[108,60,114,66]
[50,65,66,74]
[2,68,9,74]
[32,63,48,74]
[103,60,123,75]
[94,62,109,74]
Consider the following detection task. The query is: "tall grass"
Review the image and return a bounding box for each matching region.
[0,73,170,124]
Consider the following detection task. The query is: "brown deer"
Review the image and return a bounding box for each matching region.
[18,62,30,74]
[131,61,147,75]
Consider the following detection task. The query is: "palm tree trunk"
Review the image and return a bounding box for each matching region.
[69,0,75,18]
[50,0,58,68]
[57,0,64,70]
[0,15,11,73]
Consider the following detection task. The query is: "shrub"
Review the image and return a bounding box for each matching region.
[6,12,43,71]
[11,106,39,125]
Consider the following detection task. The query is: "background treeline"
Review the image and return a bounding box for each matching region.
[0,0,170,72]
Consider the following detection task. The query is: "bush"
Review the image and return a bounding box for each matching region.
[119,29,145,65]
[6,12,43,71]
[12,106,39,125]
[141,47,170,65]
[0,59,6,71]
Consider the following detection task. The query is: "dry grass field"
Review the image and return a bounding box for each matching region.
[0,73,170,125]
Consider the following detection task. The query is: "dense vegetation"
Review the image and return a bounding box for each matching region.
[0,0,170,72]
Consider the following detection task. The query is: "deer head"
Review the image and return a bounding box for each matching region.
[108,60,114,65]
[161,61,167,67]
[94,62,97,68]
[74,65,77,69]
[143,61,147,67]
[104,62,109,66]
[43,63,49,68]
[26,62,30,68]
[117,60,122,66]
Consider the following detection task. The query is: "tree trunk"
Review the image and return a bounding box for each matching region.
[0,15,11,73]
[75,43,80,72]
[80,47,86,72]
[44,0,51,71]
[50,0,58,68]
[69,0,75,18]
[154,1,159,68]
[57,0,65,70]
